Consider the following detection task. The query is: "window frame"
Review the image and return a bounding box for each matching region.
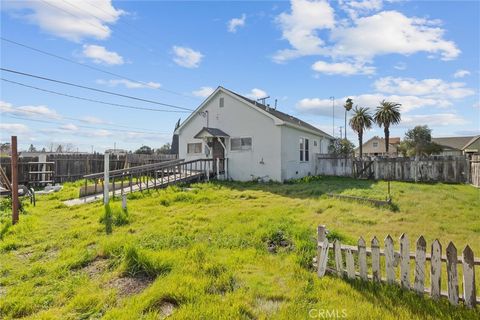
[187,142,202,154]
[373,142,379,148]
[230,137,252,152]
[299,137,310,162]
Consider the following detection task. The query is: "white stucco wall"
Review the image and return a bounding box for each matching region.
[177,91,283,181]
[280,125,331,181]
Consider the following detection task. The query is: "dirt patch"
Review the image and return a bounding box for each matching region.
[83,258,109,278]
[108,276,153,297]
[145,297,179,319]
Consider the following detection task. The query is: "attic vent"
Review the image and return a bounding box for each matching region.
[219,97,224,108]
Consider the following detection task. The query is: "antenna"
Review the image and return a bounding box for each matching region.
[256,96,270,106]
[274,99,278,109]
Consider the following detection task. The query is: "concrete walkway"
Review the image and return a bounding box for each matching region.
[64,171,205,206]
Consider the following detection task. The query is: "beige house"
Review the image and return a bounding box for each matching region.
[355,136,401,157]
[432,136,480,156]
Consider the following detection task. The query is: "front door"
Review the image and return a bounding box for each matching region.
[211,138,225,172]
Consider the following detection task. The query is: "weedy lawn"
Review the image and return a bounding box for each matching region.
[0,177,479,319]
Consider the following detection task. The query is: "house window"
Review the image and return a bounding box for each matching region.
[314,140,318,147]
[373,142,378,148]
[187,143,202,154]
[231,137,252,151]
[300,137,309,162]
[219,97,224,108]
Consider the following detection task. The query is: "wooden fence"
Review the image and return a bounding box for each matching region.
[471,155,480,187]
[316,225,478,308]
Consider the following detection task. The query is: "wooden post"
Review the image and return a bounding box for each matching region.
[462,245,476,308]
[414,236,426,294]
[345,249,355,279]
[11,136,19,225]
[358,237,367,280]
[446,242,459,305]
[399,233,410,288]
[104,152,109,205]
[122,193,127,210]
[385,235,395,284]
[317,225,328,277]
[430,239,442,299]
[334,239,343,277]
[371,237,380,282]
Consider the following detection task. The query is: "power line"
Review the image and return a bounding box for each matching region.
[1,78,190,114]
[2,114,170,135]
[0,37,195,100]
[0,67,194,111]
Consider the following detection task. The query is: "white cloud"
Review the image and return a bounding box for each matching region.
[296,93,451,116]
[227,14,246,33]
[312,60,375,75]
[274,0,334,62]
[402,113,468,127]
[81,116,105,124]
[3,0,124,42]
[245,88,268,100]
[82,44,124,65]
[374,77,475,99]
[192,86,215,98]
[96,79,161,89]
[59,123,79,131]
[0,123,30,135]
[87,129,113,137]
[453,69,470,78]
[274,3,460,66]
[172,46,204,68]
[339,0,383,19]
[393,62,407,70]
[330,11,460,61]
[0,100,61,119]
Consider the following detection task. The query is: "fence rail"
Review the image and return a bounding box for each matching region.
[317,225,478,308]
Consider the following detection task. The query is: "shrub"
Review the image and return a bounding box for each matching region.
[122,245,172,278]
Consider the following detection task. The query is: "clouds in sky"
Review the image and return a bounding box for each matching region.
[82,44,124,65]
[453,69,471,78]
[192,86,215,98]
[245,88,268,100]
[274,0,460,74]
[227,14,246,33]
[312,60,375,75]
[96,79,161,89]
[3,0,123,42]
[0,100,61,119]
[172,46,204,68]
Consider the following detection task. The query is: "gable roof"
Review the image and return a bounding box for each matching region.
[194,127,230,138]
[175,86,332,138]
[432,136,476,150]
[224,88,331,137]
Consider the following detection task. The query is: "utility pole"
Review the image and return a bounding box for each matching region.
[11,136,19,225]
[330,96,335,138]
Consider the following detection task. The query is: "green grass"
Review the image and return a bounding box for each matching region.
[0,176,479,319]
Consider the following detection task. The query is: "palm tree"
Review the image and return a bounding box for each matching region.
[349,106,373,158]
[374,100,401,153]
[343,98,353,140]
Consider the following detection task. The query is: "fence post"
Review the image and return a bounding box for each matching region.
[462,245,476,308]
[414,236,426,294]
[446,242,459,305]
[104,152,109,205]
[317,225,329,277]
[400,233,410,288]
[358,237,367,280]
[11,136,19,225]
[431,239,442,299]
[122,193,127,210]
[371,237,380,282]
[334,239,343,277]
[385,235,395,284]
[345,249,355,279]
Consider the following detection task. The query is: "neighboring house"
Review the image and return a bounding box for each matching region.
[432,136,480,156]
[355,136,401,157]
[174,86,333,181]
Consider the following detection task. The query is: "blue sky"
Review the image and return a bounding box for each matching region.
[1,0,479,152]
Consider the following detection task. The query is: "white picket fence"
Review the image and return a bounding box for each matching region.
[316,225,479,308]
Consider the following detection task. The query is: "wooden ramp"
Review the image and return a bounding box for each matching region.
[64,158,225,206]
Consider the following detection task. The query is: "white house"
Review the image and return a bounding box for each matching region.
[174,87,332,182]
